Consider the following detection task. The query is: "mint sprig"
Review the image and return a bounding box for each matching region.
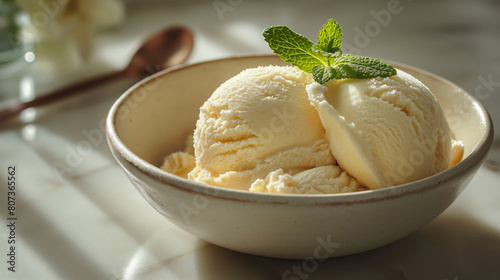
[263,19,396,84]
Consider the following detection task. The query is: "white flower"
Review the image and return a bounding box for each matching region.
[16,0,125,66]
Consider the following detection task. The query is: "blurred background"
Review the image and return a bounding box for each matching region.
[1,0,499,279]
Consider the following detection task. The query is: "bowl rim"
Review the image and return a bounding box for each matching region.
[106,54,494,206]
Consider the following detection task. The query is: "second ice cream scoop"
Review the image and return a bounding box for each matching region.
[308,69,452,189]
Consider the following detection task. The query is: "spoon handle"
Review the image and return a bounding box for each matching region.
[0,70,125,124]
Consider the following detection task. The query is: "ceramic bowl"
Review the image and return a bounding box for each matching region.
[106,55,493,259]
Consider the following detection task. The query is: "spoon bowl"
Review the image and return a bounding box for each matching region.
[125,26,194,77]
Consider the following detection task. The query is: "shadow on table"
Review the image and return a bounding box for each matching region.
[0,203,112,280]
[194,213,500,280]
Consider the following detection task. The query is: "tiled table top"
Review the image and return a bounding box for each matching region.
[1,0,499,279]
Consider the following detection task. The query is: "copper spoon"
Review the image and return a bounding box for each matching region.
[0,26,194,124]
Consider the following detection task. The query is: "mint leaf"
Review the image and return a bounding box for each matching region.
[312,65,337,84]
[312,44,342,59]
[263,18,397,84]
[317,19,342,53]
[263,26,324,72]
[334,54,397,79]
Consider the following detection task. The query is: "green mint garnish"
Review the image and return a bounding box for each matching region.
[263,19,396,84]
[316,18,342,53]
[262,26,324,73]
[312,65,337,84]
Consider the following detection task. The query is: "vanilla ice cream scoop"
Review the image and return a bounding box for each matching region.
[308,69,451,189]
[189,66,334,190]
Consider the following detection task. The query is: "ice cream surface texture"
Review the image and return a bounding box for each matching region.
[161,66,458,194]
[187,66,345,191]
[160,135,195,178]
[307,69,452,189]
[250,166,365,194]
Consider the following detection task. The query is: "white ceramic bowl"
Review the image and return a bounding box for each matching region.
[106,55,493,259]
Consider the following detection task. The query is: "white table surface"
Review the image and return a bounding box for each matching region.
[1,0,499,279]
